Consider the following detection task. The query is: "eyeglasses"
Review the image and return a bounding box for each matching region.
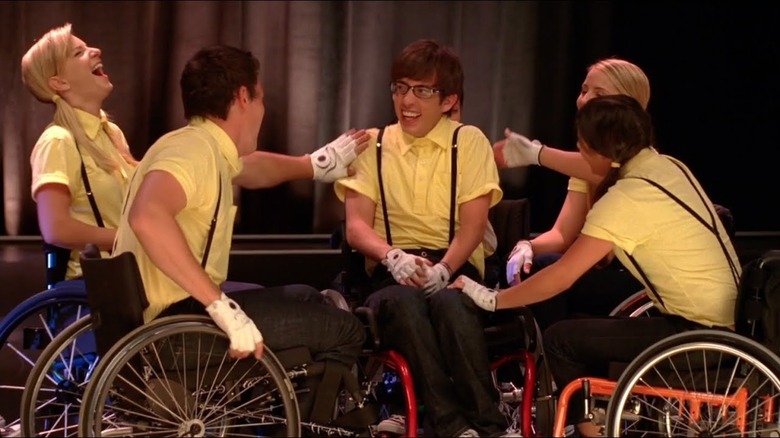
[390,81,442,99]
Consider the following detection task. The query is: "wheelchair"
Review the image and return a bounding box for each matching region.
[13,250,261,436]
[332,199,556,437]
[549,250,780,437]
[0,245,91,436]
[16,243,421,438]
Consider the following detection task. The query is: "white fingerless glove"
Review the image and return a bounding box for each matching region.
[459,276,498,312]
[422,262,451,296]
[506,240,534,286]
[503,129,543,167]
[310,133,359,182]
[381,248,421,284]
[206,293,264,354]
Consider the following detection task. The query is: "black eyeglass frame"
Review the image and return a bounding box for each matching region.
[389,81,443,99]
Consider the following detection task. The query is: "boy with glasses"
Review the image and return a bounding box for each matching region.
[335,39,507,437]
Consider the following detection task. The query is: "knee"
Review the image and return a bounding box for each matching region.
[428,288,475,319]
[370,286,427,330]
[543,320,579,359]
[282,284,325,303]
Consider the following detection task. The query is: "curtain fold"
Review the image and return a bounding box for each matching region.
[7,1,768,234]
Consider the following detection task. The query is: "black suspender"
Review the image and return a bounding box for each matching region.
[376,127,391,244]
[119,170,222,269]
[624,158,741,310]
[44,143,105,286]
[77,149,104,227]
[449,126,461,242]
[201,177,222,268]
[376,124,464,246]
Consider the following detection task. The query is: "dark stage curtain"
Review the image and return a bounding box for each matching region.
[2,1,778,236]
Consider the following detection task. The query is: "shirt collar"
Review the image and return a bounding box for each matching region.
[74,108,108,140]
[189,117,242,178]
[619,147,658,177]
[398,116,455,155]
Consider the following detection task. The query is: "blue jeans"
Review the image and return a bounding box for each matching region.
[365,282,506,437]
[159,284,365,368]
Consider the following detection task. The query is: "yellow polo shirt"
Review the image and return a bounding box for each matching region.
[30,109,135,279]
[335,117,503,277]
[581,148,740,327]
[567,177,589,194]
[114,118,241,322]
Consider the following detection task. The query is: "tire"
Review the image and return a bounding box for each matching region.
[605,330,780,437]
[20,315,96,437]
[78,315,301,437]
[0,288,89,432]
[608,289,658,318]
[533,353,556,437]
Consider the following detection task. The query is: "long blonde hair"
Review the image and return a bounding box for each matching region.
[21,23,136,171]
[589,58,651,110]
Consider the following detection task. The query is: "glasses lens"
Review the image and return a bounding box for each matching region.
[391,82,409,95]
[412,86,434,99]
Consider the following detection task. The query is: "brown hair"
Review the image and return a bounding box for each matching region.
[391,39,463,115]
[576,94,655,203]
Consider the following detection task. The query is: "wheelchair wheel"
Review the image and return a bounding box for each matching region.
[605,330,780,437]
[21,315,96,437]
[532,353,556,437]
[608,289,659,318]
[78,315,300,437]
[0,287,88,432]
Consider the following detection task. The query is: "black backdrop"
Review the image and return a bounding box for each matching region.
[1,1,778,235]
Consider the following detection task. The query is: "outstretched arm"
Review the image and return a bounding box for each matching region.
[539,147,602,185]
[494,128,603,185]
[234,130,370,188]
[454,234,613,311]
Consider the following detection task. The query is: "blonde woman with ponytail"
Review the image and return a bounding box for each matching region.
[22,23,137,281]
[490,58,651,331]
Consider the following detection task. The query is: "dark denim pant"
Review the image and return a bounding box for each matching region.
[544,315,708,424]
[159,283,365,368]
[527,253,643,331]
[365,280,506,437]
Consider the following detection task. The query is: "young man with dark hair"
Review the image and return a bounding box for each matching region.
[115,45,366,370]
[335,39,507,437]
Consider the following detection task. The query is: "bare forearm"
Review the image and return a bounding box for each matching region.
[129,207,222,307]
[495,262,574,309]
[442,224,483,273]
[346,221,393,262]
[539,148,602,185]
[530,229,569,255]
[42,218,116,251]
[234,151,312,189]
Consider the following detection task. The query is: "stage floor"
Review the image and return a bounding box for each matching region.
[1,232,778,427]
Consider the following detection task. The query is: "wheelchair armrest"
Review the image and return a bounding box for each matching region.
[354,306,382,351]
[484,306,539,353]
[515,306,539,353]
